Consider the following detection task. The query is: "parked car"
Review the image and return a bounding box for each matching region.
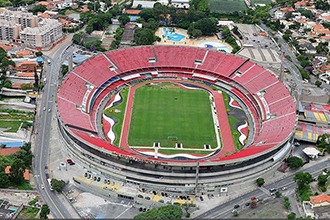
[67,158,75,165]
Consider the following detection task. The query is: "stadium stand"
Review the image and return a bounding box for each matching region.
[57,45,297,195]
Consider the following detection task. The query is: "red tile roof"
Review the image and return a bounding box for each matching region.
[310,194,330,205]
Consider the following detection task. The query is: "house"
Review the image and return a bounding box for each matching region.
[15,61,38,72]
[302,147,320,159]
[4,166,30,181]
[298,41,316,54]
[15,49,33,58]
[303,194,330,219]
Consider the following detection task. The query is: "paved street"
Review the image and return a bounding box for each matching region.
[32,34,80,218]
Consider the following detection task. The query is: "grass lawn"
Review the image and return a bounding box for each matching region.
[209,0,247,13]
[228,116,242,150]
[103,88,129,146]
[128,83,217,148]
[17,207,39,219]
[0,120,22,132]
[251,0,272,4]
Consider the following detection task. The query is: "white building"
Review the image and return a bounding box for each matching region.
[0,20,21,43]
[132,0,169,8]
[170,0,190,8]
[20,19,63,49]
[0,8,38,29]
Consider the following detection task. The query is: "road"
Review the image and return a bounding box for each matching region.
[194,158,330,219]
[32,35,77,218]
[259,23,303,96]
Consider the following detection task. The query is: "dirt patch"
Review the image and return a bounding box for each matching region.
[237,198,289,219]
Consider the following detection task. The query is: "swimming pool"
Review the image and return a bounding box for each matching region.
[163,28,185,42]
[199,41,231,53]
[0,141,23,147]
[129,16,140,21]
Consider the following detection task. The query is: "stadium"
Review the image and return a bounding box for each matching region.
[56,45,297,195]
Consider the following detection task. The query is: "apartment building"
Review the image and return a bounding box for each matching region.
[20,19,63,49]
[0,20,21,42]
[0,8,38,29]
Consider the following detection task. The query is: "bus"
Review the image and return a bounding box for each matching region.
[47,178,53,191]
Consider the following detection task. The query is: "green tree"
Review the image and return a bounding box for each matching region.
[40,204,50,219]
[30,5,47,15]
[287,156,304,169]
[61,65,69,76]
[0,172,10,188]
[316,133,330,153]
[35,51,43,57]
[33,67,39,89]
[294,172,313,186]
[256,178,265,187]
[118,14,130,26]
[315,80,322,87]
[275,191,282,198]
[134,205,183,220]
[9,158,25,184]
[288,212,296,219]
[317,174,328,191]
[284,196,291,209]
[134,28,160,45]
[72,32,84,45]
[51,179,65,193]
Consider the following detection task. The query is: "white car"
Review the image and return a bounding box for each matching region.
[48,108,51,112]
[43,107,46,111]
[41,184,44,190]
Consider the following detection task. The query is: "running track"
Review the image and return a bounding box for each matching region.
[118,80,236,158]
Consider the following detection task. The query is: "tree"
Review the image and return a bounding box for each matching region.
[294,172,313,186]
[317,174,328,192]
[134,205,182,219]
[275,191,282,198]
[118,14,130,26]
[50,179,65,193]
[61,65,69,76]
[30,5,47,15]
[134,28,160,45]
[284,196,291,209]
[9,158,25,184]
[287,212,296,219]
[315,80,322,87]
[256,178,265,187]
[36,51,43,57]
[0,172,10,188]
[232,210,239,217]
[40,204,50,219]
[34,68,39,90]
[287,156,304,169]
[316,134,330,153]
[72,32,84,45]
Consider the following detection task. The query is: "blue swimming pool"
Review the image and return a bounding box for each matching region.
[0,141,23,147]
[163,28,185,42]
[199,41,231,53]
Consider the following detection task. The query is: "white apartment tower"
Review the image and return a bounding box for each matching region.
[20,19,63,49]
[0,8,38,29]
[0,20,21,42]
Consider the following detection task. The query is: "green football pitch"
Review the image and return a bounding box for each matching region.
[128,83,218,148]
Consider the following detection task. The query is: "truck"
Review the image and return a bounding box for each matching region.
[47,178,53,191]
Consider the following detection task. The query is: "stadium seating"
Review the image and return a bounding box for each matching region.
[106,47,154,73]
[58,74,88,106]
[73,55,117,87]
[57,97,95,131]
[57,45,296,163]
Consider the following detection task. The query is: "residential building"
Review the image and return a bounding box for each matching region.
[20,19,63,49]
[0,8,38,29]
[0,20,21,42]
[303,194,330,219]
